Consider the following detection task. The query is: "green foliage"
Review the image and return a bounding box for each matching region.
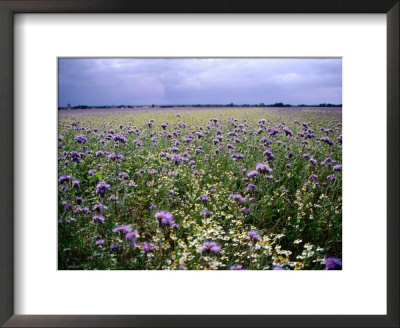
[58,107,342,270]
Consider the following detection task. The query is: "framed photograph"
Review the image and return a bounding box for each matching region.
[0,0,398,327]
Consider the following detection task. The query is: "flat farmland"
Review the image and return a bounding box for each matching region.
[58,107,342,270]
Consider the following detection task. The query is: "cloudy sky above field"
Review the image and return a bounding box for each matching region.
[58,58,342,107]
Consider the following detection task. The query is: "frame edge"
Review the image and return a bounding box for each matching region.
[0,1,14,327]
[387,2,400,326]
[1,0,399,327]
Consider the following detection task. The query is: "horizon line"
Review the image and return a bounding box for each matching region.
[58,103,342,108]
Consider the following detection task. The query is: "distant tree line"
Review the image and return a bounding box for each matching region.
[58,102,342,110]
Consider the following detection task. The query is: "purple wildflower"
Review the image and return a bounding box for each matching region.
[96,181,110,197]
[109,194,118,201]
[113,134,127,143]
[282,126,292,136]
[168,146,179,153]
[72,207,81,215]
[118,172,129,180]
[246,184,257,192]
[327,174,336,181]
[248,230,261,243]
[75,134,87,143]
[325,257,342,270]
[95,239,105,247]
[88,169,97,176]
[320,137,334,145]
[92,215,105,223]
[171,154,183,164]
[108,153,123,161]
[268,128,279,136]
[199,241,221,254]
[256,163,272,174]
[81,206,89,213]
[58,175,71,184]
[70,151,83,163]
[155,211,178,228]
[264,149,275,161]
[92,203,107,212]
[62,200,72,211]
[333,164,342,171]
[110,242,120,251]
[247,170,258,178]
[113,225,133,235]
[126,230,138,247]
[231,153,244,161]
[230,264,245,270]
[200,208,213,218]
[139,242,158,253]
[230,193,246,205]
[321,156,335,167]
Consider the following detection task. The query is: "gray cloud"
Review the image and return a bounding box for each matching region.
[58,58,341,106]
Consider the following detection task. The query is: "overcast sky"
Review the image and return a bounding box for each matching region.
[58,58,341,107]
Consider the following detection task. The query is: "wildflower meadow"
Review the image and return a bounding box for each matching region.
[58,107,342,270]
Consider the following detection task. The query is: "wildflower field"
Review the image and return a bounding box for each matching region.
[58,107,342,270]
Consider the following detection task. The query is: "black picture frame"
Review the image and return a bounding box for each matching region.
[0,0,398,327]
